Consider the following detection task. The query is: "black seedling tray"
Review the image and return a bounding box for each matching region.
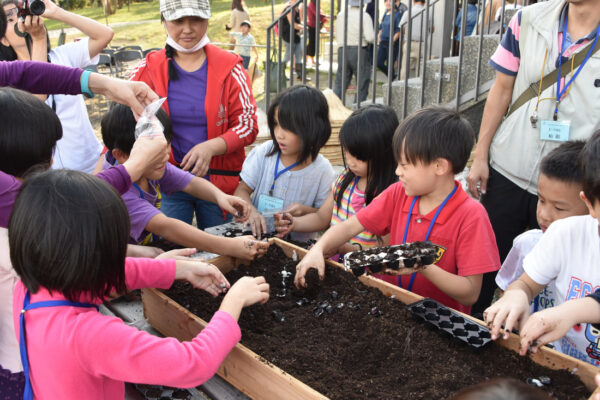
[135,384,191,399]
[343,241,439,277]
[407,298,492,349]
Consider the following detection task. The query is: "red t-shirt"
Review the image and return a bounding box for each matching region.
[356,180,500,313]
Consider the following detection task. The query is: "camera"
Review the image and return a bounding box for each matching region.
[18,0,45,17]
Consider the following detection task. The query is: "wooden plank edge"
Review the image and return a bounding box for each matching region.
[270,238,600,394]
[141,287,327,400]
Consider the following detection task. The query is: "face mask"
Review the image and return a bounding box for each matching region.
[165,32,210,53]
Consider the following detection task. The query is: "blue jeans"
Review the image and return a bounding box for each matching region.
[241,55,251,69]
[161,191,232,229]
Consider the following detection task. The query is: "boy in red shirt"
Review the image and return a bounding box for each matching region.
[295,106,500,313]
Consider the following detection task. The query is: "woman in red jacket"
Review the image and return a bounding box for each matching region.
[131,0,258,229]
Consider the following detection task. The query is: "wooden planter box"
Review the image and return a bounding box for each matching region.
[142,238,600,399]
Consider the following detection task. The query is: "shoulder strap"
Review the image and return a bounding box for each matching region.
[505,37,600,119]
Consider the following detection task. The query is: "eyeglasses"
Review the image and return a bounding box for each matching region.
[5,7,18,18]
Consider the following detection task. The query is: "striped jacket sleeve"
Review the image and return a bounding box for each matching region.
[489,11,521,76]
[220,63,258,152]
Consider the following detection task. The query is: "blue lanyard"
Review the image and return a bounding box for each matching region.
[270,152,300,195]
[345,177,360,218]
[19,291,98,400]
[399,184,457,292]
[555,17,600,119]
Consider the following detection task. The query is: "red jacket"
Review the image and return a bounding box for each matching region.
[130,45,258,195]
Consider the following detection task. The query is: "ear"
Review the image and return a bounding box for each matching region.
[0,37,9,47]
[111,148,130,165]
[434,158,452,176]
[580,191,597,219]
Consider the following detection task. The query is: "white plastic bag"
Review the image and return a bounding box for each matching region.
[134,98,167,140]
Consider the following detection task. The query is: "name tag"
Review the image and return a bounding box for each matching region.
[257,194,284,213]
[540,120,570,142]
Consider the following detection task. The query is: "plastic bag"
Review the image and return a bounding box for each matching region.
[134,98,167,140]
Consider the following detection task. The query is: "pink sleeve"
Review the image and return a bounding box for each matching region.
[75,310,241,387]
[124,257,176,290]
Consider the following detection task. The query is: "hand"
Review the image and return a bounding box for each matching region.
[156,248,197,260]
[466,157,489,199]
[181,142,214,176]
[274,212,293,238]
[243,207,267,239]
[219,276,270,320]
[518,307,578,356]
[229,235,270,260]
[175,259,230,297]
[89,76,160,119]
[294,246,325,288]
[483,289,530,341]
[40,0,60,18]
[22,15,46,41]
[124,134,169,182]
[216,193,249,221]
[286,202,309,217]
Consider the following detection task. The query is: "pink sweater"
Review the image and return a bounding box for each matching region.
[12,257,242,400]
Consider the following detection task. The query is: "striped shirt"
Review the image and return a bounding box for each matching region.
[489,6,598,77]
[330,169,378,248]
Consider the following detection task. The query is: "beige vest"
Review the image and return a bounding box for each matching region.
[489,0,600,194]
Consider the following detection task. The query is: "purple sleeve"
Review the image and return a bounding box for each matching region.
[95,165,132,195]
[158,163,195,195]
[0,171,21,229]
[122,188,162,243]
[0,61,83,95]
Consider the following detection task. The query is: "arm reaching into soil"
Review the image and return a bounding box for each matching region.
[275,193,333,237]
[483,272,544,341]
[519,296,600,355]
[294,216,365,288]
[145,213,269,260]
[219,276,270,320]
[234,179,267,239]
[183,177,249,221]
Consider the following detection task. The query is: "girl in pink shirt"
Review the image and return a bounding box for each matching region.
[9,169,270,400]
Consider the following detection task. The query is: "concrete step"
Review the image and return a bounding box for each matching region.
[382,77,423,118]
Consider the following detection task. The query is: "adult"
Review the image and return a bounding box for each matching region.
[467,0,600,315]
[399,0,431,79]
[225,0,249,33]
[455,0,478,41]
[1,0,113,174]
[280,0,306,81]
[306,0,327,66]
[333,0,374,102]
[479,0,502,34]
[376,0,402,78]
[131,0,258,229]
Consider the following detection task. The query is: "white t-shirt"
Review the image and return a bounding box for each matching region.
[523,215,600,366]
[240,141,335,242]
[48,38,102,173]
[496,229,558,314]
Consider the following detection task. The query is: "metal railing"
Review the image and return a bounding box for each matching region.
[265,0,532,115]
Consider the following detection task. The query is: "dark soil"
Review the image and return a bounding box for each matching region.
[164,244,590,400]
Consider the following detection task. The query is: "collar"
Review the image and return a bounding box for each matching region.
[558,4,598,43]
[402,180,468,225]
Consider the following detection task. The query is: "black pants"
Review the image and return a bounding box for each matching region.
[307,26,318,57]
[470,166,539,317]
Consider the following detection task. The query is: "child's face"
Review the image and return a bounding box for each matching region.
[241,25,250,34]
[143,144,171,181]
[273,110,302,160]
[536,173,588,232]
[395,155,437,197]
[345,150,368,178]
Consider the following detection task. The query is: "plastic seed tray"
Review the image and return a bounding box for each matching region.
[407,298,492,349]
[135,384,192,400]
[343,241,440,277]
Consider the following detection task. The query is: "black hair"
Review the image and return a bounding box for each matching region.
[0,5,6,39]
[449,378,550,400]
[539,140,585,184]
[336,105,398,208]
[267,85,331,164]
[579,130,600,206]
[101,103,173,154]
[9,169,129,302]
[0,87,62,177]
[393,106,474,174]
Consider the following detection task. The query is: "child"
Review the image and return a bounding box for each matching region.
[101,104,269,260]
[495,141,588,311]
[0,87,167,393]
[229,20,258,70]
[274,105,398,258]
[295,106,501,314]
[9,169,270,399]
[234,85,336,241]
[484,130,600,367]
